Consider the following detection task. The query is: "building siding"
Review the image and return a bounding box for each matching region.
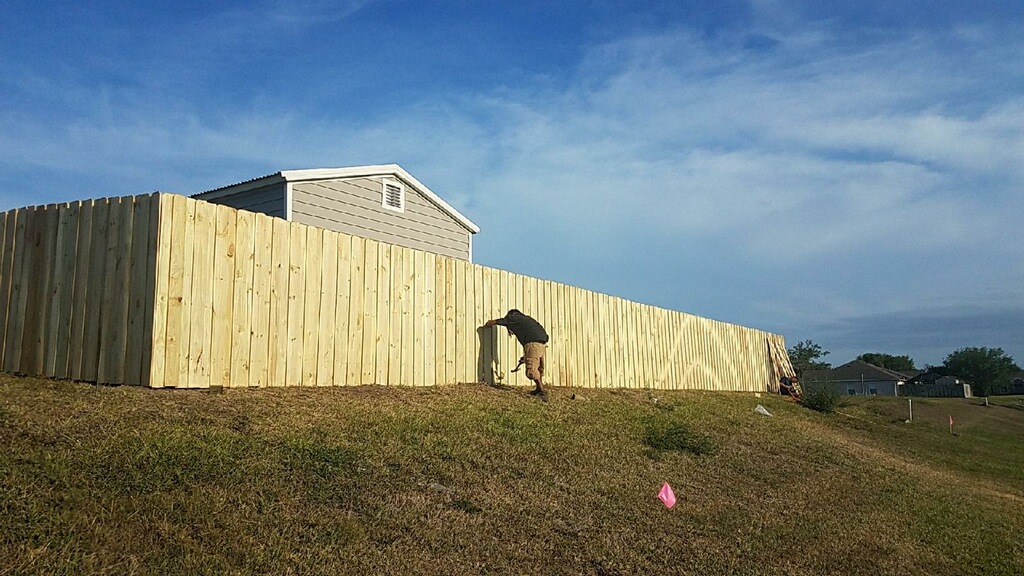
[809,380,900,397]
[196,183,286,219]
[291,178,471,261]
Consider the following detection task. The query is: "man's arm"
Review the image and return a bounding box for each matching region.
[484,317,508,328]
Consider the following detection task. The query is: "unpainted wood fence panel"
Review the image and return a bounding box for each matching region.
[0,193,790,391]
[0,196,158,385]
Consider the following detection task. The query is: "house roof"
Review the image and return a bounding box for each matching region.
[803,360,909,384]
[194,164,480,234]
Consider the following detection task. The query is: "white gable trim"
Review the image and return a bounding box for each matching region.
[279,164,479,233]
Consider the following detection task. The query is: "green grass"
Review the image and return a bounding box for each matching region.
[2,377,1023,575]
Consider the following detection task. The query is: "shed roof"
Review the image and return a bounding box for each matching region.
[195,164,480,234]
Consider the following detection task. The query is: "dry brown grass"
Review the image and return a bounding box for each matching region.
[2,376,1023,575]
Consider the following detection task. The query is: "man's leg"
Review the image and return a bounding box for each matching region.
[524,342,546,396]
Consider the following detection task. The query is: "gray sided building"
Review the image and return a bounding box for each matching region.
[193,165,479,262]
[803,359,907,397]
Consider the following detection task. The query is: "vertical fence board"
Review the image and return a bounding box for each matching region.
[230,209,255,387]
[186,200,216,388]
[433,254,445,386]
[374,243,391,385]
[454,260,468,383]
[333,233,352,386]
[67,202,94,380]
[620,299,633,388]
[492,267,505,384]
[79,202,110,382]
[149,194,172,388]
[564,283,576,388]
[428,253,443,385]
[544,280,557,387]
[661,310,672,388]
[400,247,415,386]
[592,291,606,389]
[46,204,77,378]
[360,239,378,385]
[0,211,14,367]
[96,199,124,383]
[317,230,337,387]
[634,305,651,385]
[21,206,57,376]
[285,222,306,387]
[345,236,365,386]
[463,262,475,383]
[108,198,135,384]
[249,213,273,387]
[388,245,405,386]
[552,282,565,387]
[211,205,236,388]
[6,206,34,374]
[444,258,456,384]
[29,206,57,376]
[17,205,42,375]
[477,266,491,385]
[302,226,322,387]
[409,248,421,385]
[268,217,289,387]
[165,195,193,388]
[124,195,151,385]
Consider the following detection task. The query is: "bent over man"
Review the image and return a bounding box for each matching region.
[484,309,549,398]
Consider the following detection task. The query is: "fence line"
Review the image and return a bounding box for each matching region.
[0,193,790,391]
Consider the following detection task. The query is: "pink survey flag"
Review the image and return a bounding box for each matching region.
[658,482,677,509]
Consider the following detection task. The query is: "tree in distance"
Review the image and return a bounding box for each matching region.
[788,340,831,377]
[943,347,1020,397]
[857,353,916,371]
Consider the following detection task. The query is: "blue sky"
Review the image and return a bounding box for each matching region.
[2,1,1022,369]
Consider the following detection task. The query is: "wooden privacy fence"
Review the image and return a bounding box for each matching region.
[0,193,793,391]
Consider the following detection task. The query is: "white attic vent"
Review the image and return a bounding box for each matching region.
[382,179,405,212]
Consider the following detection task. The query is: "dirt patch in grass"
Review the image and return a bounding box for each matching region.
[2,376,1023,575]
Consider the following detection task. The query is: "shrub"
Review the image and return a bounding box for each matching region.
[801,384,839,413]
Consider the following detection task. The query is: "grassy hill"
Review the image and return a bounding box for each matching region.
[2,375,1023,575]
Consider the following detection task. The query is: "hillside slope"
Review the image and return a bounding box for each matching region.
[2,376,1022,575]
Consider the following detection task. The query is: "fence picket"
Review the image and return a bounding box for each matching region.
[230,208,255,387]
[211,204,236,388]
[249,212,273,387]
[149,194,172,388]
[302,225,322,387]
[317,229,337,387]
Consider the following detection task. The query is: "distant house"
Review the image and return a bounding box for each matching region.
[1011,371,1024,395]
[193,164,480,262]
[803,360,907,397]
[897,369,923,381]
[903,371,973,398]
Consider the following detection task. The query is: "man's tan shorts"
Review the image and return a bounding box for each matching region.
[523,342,546,381]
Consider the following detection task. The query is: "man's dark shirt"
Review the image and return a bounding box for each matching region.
[494,311,549,346]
